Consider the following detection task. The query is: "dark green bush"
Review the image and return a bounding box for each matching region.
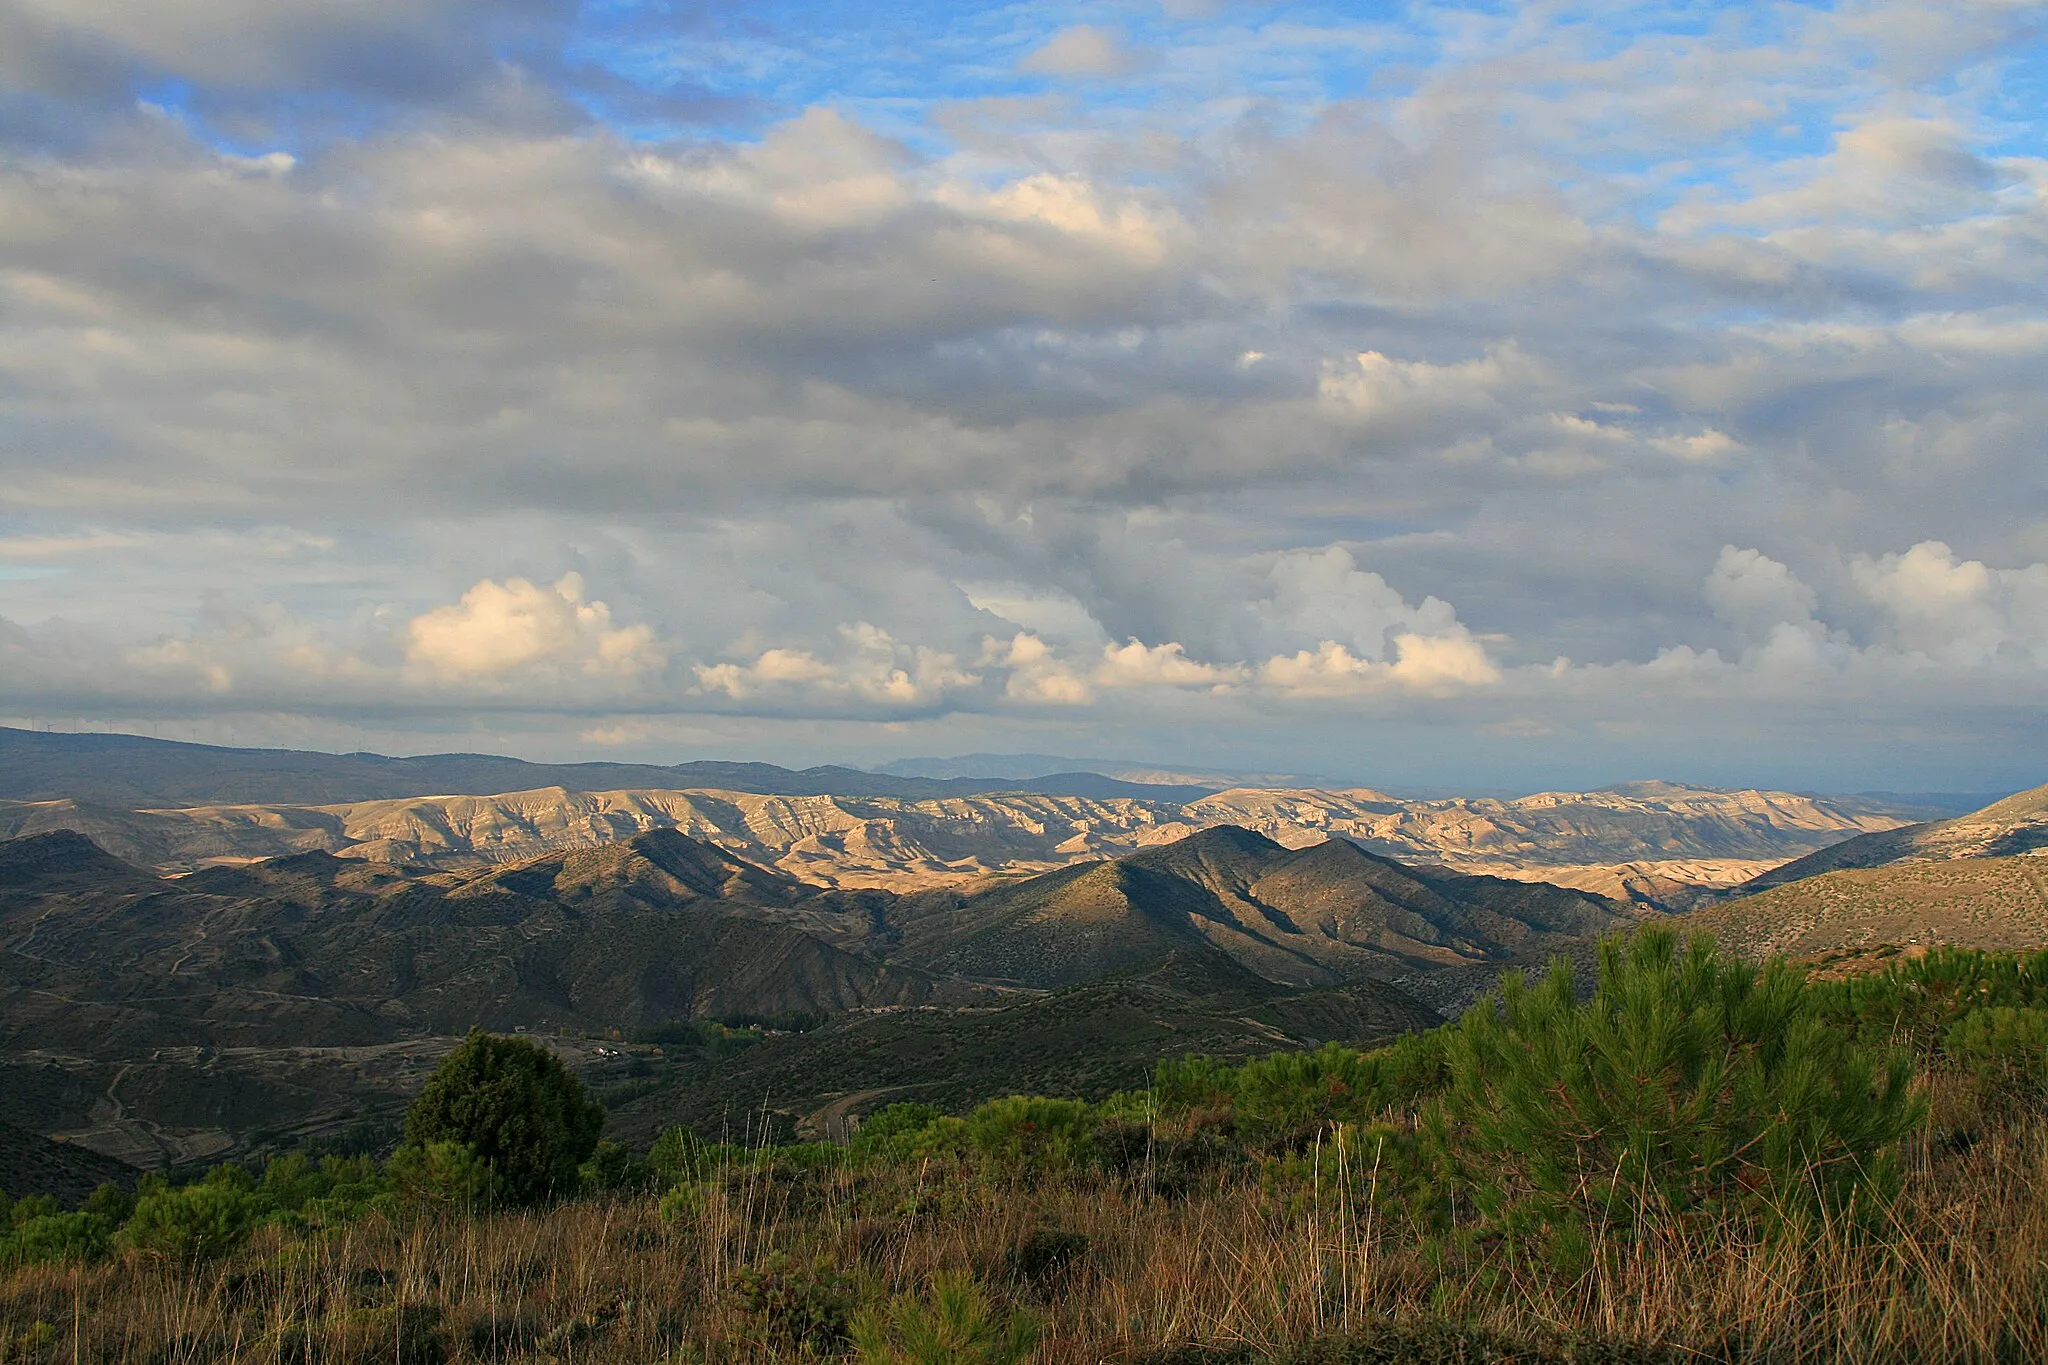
[0,1210,113,1269]
[730,1251,859,1355]
[119,1182,262,1264]
[965,1097,1095,1171]
[403,1029,605,1206]
[1150,1055,1240,1120]
[7,1193,60,1226]
[1812,946,2048,1051]
[848,1104,946,1161]
[578,1139,654,1193]
[1233,1035,1449,1147]
[850,1271,1038,1365]
[388,1140,504,1211]
[1146,1032,1450,1151]
[1433,928,1923,1241]
[84,1182,135,1225]
[1004,1228,1089,1282]
[647,1125,709,1186]
[632,1017,766,1058]
[1944,1005,2048,1111]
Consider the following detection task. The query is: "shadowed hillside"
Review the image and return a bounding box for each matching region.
[887,826,1640,990]
[1,822,1559,1164]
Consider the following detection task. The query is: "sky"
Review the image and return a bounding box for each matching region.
[1,0,2045,795]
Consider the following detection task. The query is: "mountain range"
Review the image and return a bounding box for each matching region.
[0,730,1931,906]
[0,820,1621,1166]
[5,724,2041,1186]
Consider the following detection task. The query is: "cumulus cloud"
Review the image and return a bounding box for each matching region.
[1704,546,1822,647]
[406,574,661,680]
[1852,542,2048,667]
[1096,640,1244,690]
[1262,547,1464,660]
[695,625,979,708]
[1259,629,1503,698]
[986,633,1095,706]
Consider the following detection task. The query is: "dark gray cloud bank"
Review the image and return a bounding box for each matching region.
[2,0,2045,792]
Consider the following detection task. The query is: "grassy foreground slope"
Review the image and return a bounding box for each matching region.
[1689,854,2048,961]
[9,936,2048,1362]
[1743,780,2048,888]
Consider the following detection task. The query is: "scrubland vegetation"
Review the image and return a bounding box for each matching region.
[9,931,2048,1362]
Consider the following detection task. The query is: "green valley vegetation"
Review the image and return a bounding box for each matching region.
[6,931,2048,1361]
[0,823,1608,1165]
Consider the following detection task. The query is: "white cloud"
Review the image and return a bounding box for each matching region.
[1675,115,2009,232]
[1096,639,1245,690]
[1261,547,1462,660]
[1704,546,1820,646]
[1317,347,1542,426]
[406,574,661,681]
[1018,25,1136,78]
[696,624,979,707]
[1852,541,2048,667]
[1259,628,1502,698]
[987,632,1094,706]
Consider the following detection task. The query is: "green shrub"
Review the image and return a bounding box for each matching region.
[119,1182,262,1264]
[1944,1006,2048,1110]
[403,1029,605,1206]
[657,1178,712,1223]
[1813,946,2048,1051]
[578,1139,654,1194]
[3,1321,57,1356]
[1233,1036,1448,1147]
[388,1140,504,1212]
[1147,1032,1450,1149]
[83,1182,135,1225]
[1433,928,1923,1241]
[647,1125,708,1186]
[7,1193,59,1226]
[0,1211,113,1269]
[851,1271,1038,1365]
[1151,1055,1240,1119]
[965,1097,1095,1171]
[848,1104,947,1161]
[729,1251,859,1355]
[253,1152,388,1228]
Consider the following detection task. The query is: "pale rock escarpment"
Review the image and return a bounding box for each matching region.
[0,782,1922,905]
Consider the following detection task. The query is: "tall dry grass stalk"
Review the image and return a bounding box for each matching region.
[5,1099,2047,1362]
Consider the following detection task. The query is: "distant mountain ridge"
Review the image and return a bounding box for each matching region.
[869,752,1338,789]
[0,727,1214,808]
[0,729,1931,907]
